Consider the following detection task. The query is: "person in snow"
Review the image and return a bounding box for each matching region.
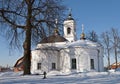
[43,71,47,79]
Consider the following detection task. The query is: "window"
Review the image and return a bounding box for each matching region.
[37,63,41,70]
[71,59,76,69]
[90,59,94,69]
[67,27,71,34]
[52,63,56,70]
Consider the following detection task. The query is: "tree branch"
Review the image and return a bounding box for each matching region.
[0,9,25,29]
[0,9,26,17]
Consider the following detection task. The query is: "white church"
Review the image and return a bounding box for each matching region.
[30,13,104,74]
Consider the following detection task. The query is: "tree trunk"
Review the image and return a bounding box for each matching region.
[23,0,32,75]
[23,28,31,75]
[107,49,110,70]
[115,48,118,69]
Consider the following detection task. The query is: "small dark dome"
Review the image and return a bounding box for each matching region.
[40,35,68,43]
[66,13,74,20]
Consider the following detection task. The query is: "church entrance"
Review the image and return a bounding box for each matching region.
[71,58,76,69]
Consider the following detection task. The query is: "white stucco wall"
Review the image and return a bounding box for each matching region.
[63,20,76,42]
[31,49,59,74]
[31,41,104,74]
[59,47,104,73]
[98,47,104,72]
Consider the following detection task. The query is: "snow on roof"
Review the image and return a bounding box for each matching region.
[56,39,101,49]
[36,39,102,50]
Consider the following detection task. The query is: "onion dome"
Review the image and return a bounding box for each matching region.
[40,35,68,43]
[67,13,74,20]
[66,8,74,20]
[40,19,68,43]
[80,24,86,40]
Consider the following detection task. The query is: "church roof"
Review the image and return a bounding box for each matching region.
[67,40,101,48]
[40,35,68,43]
[54,39,102,49]
[14,56,24,67]
[13,56,24,72]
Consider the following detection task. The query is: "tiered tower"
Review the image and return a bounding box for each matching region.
[63,10,76,42]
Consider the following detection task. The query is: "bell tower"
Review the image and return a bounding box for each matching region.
[63,10,76,42]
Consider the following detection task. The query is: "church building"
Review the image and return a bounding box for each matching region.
[30,12,104,74]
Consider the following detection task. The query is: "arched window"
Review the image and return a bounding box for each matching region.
[90,59,94,69]
[52,63,56,70]
[67,27,71,34]
[71,58,76,69]
[37,63,41,70]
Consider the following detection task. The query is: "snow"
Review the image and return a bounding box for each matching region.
[1,71,120,84]
[53,40,102,50]
[36,39,101,50]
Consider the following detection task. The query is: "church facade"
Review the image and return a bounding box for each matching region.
[30,13,104,74]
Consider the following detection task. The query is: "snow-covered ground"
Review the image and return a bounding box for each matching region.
[0,71,120,84]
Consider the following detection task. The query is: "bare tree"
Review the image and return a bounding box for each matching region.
[101,31,111,70]
[86,30,98,42]
[110,28,120,69]
[0,0,66,75]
